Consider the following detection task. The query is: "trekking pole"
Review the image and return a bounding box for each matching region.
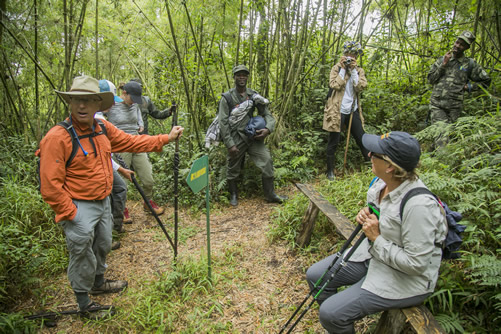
[281,203,380,334]
[279,223,363,334]
[171,102,179,261]
[285,233,367,334]
[114,154,176,252]
[25,304,115,325]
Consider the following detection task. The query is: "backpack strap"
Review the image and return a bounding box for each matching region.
[369,177,379,189]
[57,119,108,168]
[399,187,438,221]
[57,120,79,168]
[221,92,235,111]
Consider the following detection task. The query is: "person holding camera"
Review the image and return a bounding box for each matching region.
[323,41,368,180]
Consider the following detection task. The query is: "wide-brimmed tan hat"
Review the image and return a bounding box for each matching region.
[55,75,114,110]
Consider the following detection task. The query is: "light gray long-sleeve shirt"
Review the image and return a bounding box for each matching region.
[350,177,447,299]
[107,102,144,135]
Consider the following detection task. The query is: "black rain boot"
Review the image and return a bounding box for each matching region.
[326,155,335,181]
[262,176,288,203]
[228,179,238,206]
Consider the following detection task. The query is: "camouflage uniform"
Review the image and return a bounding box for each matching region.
[428,55,491,123]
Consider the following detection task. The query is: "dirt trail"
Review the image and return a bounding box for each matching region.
[27,187,333,333]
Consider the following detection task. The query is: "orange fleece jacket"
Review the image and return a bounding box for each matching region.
[37,117,170,223]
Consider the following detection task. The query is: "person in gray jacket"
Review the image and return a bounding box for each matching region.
[129,78,172,135]
[306,131,447,333]
[107,81,165,215]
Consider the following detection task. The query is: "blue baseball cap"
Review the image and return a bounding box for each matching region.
[362,131,421,171]
[99,80,123,103]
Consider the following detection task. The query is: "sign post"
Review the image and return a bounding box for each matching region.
[186,155,211,281]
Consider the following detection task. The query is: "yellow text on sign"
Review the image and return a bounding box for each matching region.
[190,167,207,181]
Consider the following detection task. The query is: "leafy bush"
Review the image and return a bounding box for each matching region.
[0,136,67,312]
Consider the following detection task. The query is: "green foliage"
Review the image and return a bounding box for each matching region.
[116,253,234,333]
[0,137,67,312]
[0,313,37,334]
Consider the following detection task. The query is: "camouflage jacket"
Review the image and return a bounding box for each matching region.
[428,55,491,109]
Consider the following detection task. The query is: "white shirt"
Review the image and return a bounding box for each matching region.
[339,68,359,114]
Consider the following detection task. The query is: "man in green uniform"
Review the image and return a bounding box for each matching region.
[218,65,287,206]
[428,31,491,145]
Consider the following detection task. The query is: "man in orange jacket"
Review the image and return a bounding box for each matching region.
[37,75,183,318]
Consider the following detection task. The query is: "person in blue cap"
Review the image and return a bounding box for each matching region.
[97,80,134,240]
[305,131,447,333]
[218,64,287,206]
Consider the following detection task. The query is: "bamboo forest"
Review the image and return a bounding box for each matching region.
[0,0,500,333]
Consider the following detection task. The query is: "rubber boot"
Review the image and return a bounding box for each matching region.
[326,155,335,181]
[262,176,288,203]
[228,180,238,206]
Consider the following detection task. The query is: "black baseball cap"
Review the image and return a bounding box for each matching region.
[123,81,142,104]
[362,131,421,172]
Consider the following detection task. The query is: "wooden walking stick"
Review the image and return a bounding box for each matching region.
[343,112,354,173]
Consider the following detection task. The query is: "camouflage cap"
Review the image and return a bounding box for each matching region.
[232,65,250,75]
[343,41,364,56]
[458,31,475,46]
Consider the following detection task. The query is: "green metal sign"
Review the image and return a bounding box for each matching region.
[186,155,209,193]
[186,154,212,281]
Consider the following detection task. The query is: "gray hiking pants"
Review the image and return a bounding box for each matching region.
[111,169,127,231]
[306,254,430,334]
[61,197,112,293]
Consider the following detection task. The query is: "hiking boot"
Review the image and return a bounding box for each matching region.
[228,180,238,206]
[262,176,288,204]
[326,155,335,181]
[114,225,126,234]
[79,301,115,320]
[89,279,128,295]
[123,208,133,224]
[111,241,121,250]
[144,200,165,215]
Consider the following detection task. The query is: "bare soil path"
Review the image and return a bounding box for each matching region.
[26,187,336,333]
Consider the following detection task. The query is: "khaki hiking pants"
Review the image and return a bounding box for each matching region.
[120,152,154,199]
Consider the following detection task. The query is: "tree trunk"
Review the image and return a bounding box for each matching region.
[471,0,482,58]
[236,0,244,65]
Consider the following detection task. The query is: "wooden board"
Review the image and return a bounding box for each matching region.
[374,306,446,334]
[295,183,355,242]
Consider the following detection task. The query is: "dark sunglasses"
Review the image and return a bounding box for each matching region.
[370,152,388,162]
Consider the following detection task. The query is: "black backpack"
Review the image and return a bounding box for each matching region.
[36,119,108,190]
[400,187,466,260]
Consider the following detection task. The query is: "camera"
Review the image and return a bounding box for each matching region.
[344,57,353,65]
